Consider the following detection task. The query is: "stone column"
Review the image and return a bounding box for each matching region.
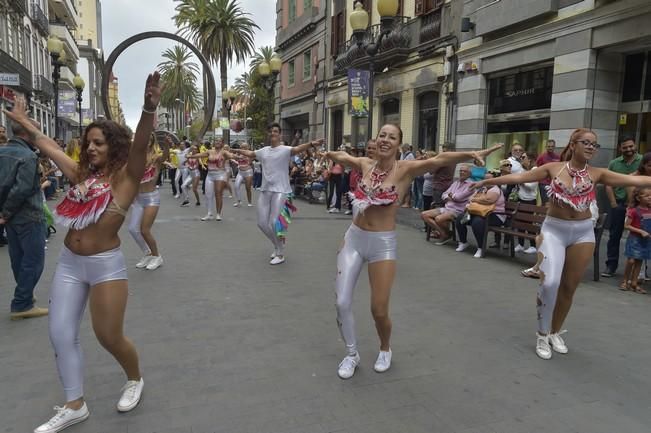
[454,74,487,151]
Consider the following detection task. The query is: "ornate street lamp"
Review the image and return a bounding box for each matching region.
[258,52,282,124]
[349,0,398,140]
[47,36,66,139]
[73,74,85,138]
[223,87,236,145]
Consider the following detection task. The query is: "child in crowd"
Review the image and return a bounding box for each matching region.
[621,187,651,294]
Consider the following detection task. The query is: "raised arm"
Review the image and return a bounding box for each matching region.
[125,72,161,182]
[291,138,324,156]
[405,144,504,178]
[4,97,79,183]
[597,168,651,189]
[324,151,366,172]
[233,148,256,159]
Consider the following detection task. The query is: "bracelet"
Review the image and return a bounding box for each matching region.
[142,105,157,114]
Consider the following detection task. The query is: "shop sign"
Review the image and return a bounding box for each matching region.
[0,73,20,86]
[505,88,535,97]
[348,69,370,117]
[488,66,553,115]
[0,85,17,102]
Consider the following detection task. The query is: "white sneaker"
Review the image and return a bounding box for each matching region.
[455,242,470,252]
[174,194,180,199]
[216,214,222,221]
[514,244,525,253]
[135,255,153,269]
[337,353,360,379]
[524,246,538,254]
[373,349,392,373]
[536,333,552,360]
[473,248,483,258]
[247,203,253,207]
[116,378,144,412]
[201,213,214,221]
[328,208,340,213]
[549,330,568,354]
[344,209,352,215]
[270,255,285,265]
[270,250,278,259]
[145,256,163,270]
[34,403,89,433]
[233,202,241,207]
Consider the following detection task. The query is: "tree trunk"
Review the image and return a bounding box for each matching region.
[220,53,229,145]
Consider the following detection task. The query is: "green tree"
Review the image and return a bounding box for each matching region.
[174,0,259,144]
[157,45,202,132]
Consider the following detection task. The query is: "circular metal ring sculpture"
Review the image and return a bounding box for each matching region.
[101,31,216,140]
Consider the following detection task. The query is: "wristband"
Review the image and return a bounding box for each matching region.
[142,105,156,114]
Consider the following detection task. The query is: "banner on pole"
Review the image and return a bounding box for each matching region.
[348,69,370,117]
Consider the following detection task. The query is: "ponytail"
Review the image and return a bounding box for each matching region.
[559,128,597,161]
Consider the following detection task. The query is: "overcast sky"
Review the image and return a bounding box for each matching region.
[102,0,276,129]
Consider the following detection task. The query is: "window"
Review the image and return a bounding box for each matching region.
[288,0,296,22]
[0,15,6,52]
[304,0,312,11]
[288,60,295,87]
[416,0,444,16]
[303,50,311,81]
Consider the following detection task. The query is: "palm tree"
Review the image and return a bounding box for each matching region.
[174,0,259,143]
[157,45,202,132]
[248,46,274,75]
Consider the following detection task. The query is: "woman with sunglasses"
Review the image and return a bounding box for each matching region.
[473,128,651,360]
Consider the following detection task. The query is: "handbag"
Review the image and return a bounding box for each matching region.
[467,201,496,217]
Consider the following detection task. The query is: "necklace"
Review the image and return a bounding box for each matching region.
[566,163,590,189]
[369,162,394,190]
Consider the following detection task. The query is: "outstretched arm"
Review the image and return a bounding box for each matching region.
[324,151,366,172]
[187,152,209,159]
[233,148,256,159]
[598,168,651,188]
[4,98,79,183]
[291,138,324,156]
[473,165,554,189]
[405,144,504,178]
[125,72,161,182]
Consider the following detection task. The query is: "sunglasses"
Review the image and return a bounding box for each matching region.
[574,139,601,149]
[501,163,512,167]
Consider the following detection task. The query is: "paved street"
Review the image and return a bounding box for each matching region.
[2,190,651,433]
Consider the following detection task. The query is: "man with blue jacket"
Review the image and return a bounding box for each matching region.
[0,119,48,320]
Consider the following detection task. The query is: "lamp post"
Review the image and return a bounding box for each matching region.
[349,0,398,140]
[258,52,282,125]
[47,36,66,139]
[73,74,85,138]
[222,87,236,145]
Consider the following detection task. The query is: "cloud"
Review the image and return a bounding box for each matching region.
[102,0,276,130]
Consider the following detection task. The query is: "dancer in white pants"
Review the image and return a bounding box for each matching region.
[324,124,501,379]
[473,128,651,360]
[5,72,160,433]
[189,139,235,221]
[128,133,169,271]
[181,145,201,206]
[233,122,324,265]
[233,143,254,207]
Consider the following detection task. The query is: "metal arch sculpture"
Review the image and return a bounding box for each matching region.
[101,31,216,140]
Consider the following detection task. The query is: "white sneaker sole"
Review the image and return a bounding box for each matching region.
[36,411,89,433]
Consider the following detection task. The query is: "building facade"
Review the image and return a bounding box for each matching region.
[455,0,651,168]
[76,0,105,125]
[275,0,329,144]
[323,0,459,152]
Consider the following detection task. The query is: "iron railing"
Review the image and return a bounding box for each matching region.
[419,8,442,44]
[34,75,54,100]
[8,0,29,15]
[31,2,49,36]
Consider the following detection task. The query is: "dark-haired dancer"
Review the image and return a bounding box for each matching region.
[473,128,651,360]
[5,72,160,432]
[128,133,169,270]
[233,123,323,264]
[324,124,501,379]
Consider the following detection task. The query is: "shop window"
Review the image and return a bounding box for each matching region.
[288,60,295,87]
[645,52,651,100]
[303,50,311,81]
[332,109,343,150]
[622,53,644,102]
[488,66,553,115]
[418,91,438,150]
[382,97,400,126]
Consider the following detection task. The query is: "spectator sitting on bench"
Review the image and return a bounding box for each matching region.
[455,172,506,258]
[421,164,474,245]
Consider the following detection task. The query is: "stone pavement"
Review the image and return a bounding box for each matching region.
[2,190,651,433]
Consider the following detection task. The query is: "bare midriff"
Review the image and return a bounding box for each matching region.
[353,204,399,231]
[546,204,591,221]
[64,211,125,255]
[139,174,158,193]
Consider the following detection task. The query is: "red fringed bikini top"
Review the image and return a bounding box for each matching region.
[348,161,399,214]
[546,163,596,212]
[55,172,126,230]
[140,165,157,184]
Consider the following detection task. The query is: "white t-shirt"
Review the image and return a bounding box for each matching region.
[255,145,293,193]
[508,156,523,174]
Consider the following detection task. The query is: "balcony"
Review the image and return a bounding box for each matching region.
[58,65,76,89]
[419,8,442,44]
[31,2,49,36]
[0,49,33,92]
[48,0,79,29]
[334,17,413,75]
[49,22,80,61]
[277,6,323,50]
[34,75,54,101]
[8,0,29,16]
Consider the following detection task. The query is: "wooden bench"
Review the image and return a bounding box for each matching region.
[484,202,608,282]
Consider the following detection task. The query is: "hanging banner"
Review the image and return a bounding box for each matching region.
[348,69,370,117]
